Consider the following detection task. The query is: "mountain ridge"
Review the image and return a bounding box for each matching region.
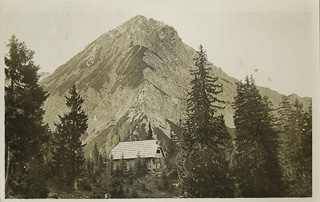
[40,15,311,155]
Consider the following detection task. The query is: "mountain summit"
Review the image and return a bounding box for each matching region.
[41,15,310,154]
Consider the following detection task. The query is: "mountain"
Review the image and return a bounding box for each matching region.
[40,15,311,155]
[39,72,51,81]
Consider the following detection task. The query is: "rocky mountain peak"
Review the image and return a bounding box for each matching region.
[84,15,183,58]
[117,15,178,42]
[40,15,311,156]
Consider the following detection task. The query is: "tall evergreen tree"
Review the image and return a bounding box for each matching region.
[5,35,49,198]
[111,155,126,198]
[277,96,294,194]
[52,84,88,189]
[165,130,178,173]
[135,154,148,177]
[105,155,115,197]
[146,122,153,140]
[92,143,100,175]
[277,97,312,196]
[301,104,312,196]
[233,76,283,197]
[177,45,234,197]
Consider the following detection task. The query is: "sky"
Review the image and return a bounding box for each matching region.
[0,0,319,98]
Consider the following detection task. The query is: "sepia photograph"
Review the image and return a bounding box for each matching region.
[0,0,319,200]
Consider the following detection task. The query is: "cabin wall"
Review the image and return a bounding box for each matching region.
[155,152,163,158]
[113,159,136,170]
[147,158,162,170]
[113,157,163,171]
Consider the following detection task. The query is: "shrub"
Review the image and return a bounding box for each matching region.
[131,189,138,198]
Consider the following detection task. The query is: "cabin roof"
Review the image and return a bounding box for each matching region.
[110,140,163,160]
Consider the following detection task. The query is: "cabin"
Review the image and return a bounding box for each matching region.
[109,140,165,171]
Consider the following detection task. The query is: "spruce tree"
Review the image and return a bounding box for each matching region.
[52,115,72,183]
[105,155,114,197]
[178,45,234,197]
[233,76,283,197]
[290,100,306,193]
[135,154,148,177]
[5,35,49,198]
[146,122,153,140]
[277,97,312,196]
[92,143,100,176]
[112,155,125,198]
[52,83,88,189]
[165,131,178,173]
[301,104,312,196]
[277,96,298,195]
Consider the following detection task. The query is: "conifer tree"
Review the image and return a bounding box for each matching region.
[119,155,127,174]
[5,35,49,198]
[233,76,283,197]
[146,122,153,140]
[105,155,114,197]
[52,115,72,183]
[52,84,88,189]
[92,143,100,176]
[277,97,312,196]
[112,155,125,198]
[301,105,312,196]
[165,131,178,173]
[159,167,169,190]
[277,96,297,195]
[290,100,305,192]
[177,45,234,197]
[135,154,148,176]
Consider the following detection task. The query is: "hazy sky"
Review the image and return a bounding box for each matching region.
[0,0,318,98]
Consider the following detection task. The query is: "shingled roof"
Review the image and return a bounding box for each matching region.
[110,140,163,160]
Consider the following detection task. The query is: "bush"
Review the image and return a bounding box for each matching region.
[131,189,138,198]
[48,193,59,199]
[78,177,92,191]
[168,170,178,179]
[82,182,92,191]
[127,166,136,184]
[158,168,169,191]
[141,183,146,191]
[91,190,105,199]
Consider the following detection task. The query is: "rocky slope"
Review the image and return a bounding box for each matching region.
[40,15,311,155]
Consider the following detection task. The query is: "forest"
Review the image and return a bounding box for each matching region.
[4,35,312,198]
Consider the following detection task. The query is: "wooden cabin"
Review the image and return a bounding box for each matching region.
[109,140,165,171]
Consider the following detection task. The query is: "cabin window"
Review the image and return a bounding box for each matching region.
[156,149,160,153]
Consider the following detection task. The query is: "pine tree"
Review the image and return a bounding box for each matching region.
[104,155,114,197]
[146,122,153,140]
[159,167,169,190]
[135,154,148,177]
[165,130,178,173]
[52,115,72,183]
[119,155,127,174]
[52,84,88,189]
[301,104,312,196]
[277,97,312,196]
[177,45,234,197]
[92,143,100,176]
[112,155,125,198]
[290,100,306,194]
[5,35,49,198]
[277,96,298,195]
[233,76,283,197]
